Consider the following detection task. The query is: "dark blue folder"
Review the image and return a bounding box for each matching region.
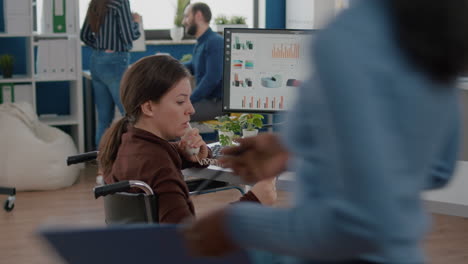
[0,0,4,33]
[39,224,251,264]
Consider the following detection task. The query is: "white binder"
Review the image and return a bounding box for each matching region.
[41,0,53,34]
[4,0,30,34]
[4,0,29,15]
[49,39,67,78]
[65,0,75,33]
[66,38,76,78]
[14,84,34,105]
[36,40,50,78]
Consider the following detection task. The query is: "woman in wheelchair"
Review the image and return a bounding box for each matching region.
[97,55,276,223]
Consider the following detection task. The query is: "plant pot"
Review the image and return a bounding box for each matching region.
[170,27,184,42]
[1,68,13,78]
[242,129,258,138]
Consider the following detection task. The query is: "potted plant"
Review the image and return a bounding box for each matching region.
[229,16,247,25]
[171,0,190,41]
[208,115,241,146]
[214,15,247,34]
[180,53,192,63]
[239,113,264,138]
[0,54,14,78]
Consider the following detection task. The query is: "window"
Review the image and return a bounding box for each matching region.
[79,0,255,30]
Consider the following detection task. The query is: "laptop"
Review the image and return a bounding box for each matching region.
[39,224,251,264]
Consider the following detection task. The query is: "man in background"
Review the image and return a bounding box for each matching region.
[182,2,224,121]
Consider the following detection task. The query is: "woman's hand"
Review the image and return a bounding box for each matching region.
[220,133,290,183]
[178,127,209,163]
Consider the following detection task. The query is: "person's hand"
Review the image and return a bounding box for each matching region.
[219,133,289,183]
[181,208,239,257]
[178,127,209,163]
[250,177,277,206]
[132,13,142,23]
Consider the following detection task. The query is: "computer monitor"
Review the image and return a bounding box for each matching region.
[222,28,315,113]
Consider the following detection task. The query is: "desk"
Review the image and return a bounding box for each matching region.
[423,161,468,218]
[182,142,295,191]
[184,158,468,218]
[182,166,295,191]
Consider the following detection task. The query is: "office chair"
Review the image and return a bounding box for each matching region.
[67,151,244,224]
[0,187,16,212]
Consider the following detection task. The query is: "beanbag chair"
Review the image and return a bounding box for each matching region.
[0,102,80,191]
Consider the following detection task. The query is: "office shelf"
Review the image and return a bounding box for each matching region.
[39,115,79,126]
[0,75,33,83]
[1,0,84,152]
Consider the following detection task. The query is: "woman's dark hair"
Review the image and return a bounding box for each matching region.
[98,55,191,175]
[390,0,468,84]
[191,2,212,23]
[86,0,111,33]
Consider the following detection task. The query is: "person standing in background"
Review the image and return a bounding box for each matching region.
[80,0,141,147]
[182,0,468,263]
[182,2,224,121]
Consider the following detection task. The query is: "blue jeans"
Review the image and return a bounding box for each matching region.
[90,50,129,146]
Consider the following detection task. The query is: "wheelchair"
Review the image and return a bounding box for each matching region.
[67,151,244,224]
[1,186,16,212]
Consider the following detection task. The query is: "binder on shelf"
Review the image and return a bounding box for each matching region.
[65,0,75,33]
[66,38,77,78]
[4,0,31,34]
[36,39,72,80]
[4,0,29,15]
[6,15,31,34]
[13,84,33,105]
[36,40,50,78]
[41,0,53,33]
[53,0,66,33]
[0,83,15,104]
[0,0,5,33]
[52,39,67,76]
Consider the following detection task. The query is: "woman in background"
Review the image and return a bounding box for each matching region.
[80,0,141,147]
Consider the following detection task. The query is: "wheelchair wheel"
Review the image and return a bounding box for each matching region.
[4,197,15,212]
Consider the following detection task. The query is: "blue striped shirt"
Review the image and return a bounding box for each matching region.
[80,0,140,52]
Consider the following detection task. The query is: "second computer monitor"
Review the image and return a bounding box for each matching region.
[223,28,315,113]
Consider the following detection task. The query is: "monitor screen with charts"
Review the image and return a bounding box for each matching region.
[223,28,315,113]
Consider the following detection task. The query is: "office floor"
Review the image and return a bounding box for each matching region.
[0,165,467,264]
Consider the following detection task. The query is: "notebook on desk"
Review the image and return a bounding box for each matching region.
[39,224,250,264]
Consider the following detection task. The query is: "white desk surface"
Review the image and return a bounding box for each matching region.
[184,160,468,218]
[423,161,468,218]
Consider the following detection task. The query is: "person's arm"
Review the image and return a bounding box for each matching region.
[149,167,195,223]
[80,16,95,47]
[190,39,223,103]
[116,0,141,46]
[425,117,460,190]
[220,133,290,183]
[223,36,441,259]
[184,30,450,260]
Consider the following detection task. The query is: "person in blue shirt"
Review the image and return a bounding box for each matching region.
[182,2,224,121]
[182,0,468,263]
